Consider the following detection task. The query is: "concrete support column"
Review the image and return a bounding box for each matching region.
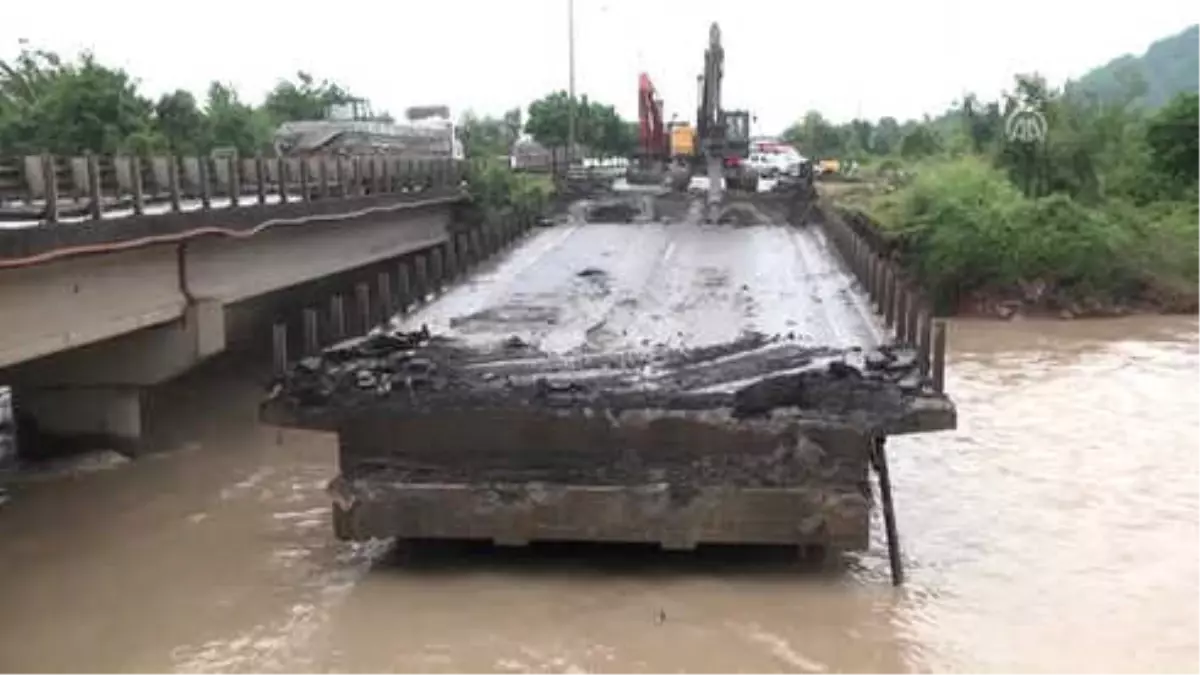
[6,299,226,454]
[16,386,144,451]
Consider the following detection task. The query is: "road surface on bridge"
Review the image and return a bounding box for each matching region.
[397,213,885,356]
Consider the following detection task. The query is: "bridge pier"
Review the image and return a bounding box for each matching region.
[7,300,226,453]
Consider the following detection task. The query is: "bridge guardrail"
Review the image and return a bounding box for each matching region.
[0,153,469,225]
[819,206,948,394]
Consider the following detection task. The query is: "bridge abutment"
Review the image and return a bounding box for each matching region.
[5,300,227,454]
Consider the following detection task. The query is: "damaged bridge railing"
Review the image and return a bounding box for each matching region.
[819,207,948,393]
[816,202,954,585]
[268,208,537,372]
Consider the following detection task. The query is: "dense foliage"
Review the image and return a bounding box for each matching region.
[776,25,1198,315]
[524,90,637,157]
[0,41,366,157]
[465,158,554,220]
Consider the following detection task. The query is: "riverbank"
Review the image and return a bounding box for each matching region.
[818,160,1199,320]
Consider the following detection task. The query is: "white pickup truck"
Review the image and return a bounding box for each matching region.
[749,149,808,178]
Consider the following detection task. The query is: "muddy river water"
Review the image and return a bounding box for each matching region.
[0,311,1195,673]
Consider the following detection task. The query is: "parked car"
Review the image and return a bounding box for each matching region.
[747,152,778,178]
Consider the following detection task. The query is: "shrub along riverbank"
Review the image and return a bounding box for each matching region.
[801,78,1198,319]
[848,157,1197,318]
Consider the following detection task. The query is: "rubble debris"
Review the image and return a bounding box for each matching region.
[585,200,643,223]
[264,324,951,435]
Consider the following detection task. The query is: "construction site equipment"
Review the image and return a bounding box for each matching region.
[669,122,697,160]
[636,73,670,166]
[695,23,759,201]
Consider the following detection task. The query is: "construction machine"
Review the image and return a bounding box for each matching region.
[695,22,759,206]
[628,22,758,202]
[625,73,672,186]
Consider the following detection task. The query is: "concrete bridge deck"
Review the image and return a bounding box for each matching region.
[0,153,474,450]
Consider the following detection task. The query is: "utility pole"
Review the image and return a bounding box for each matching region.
[566,0,577,171]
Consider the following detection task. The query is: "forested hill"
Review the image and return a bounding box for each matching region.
[1068,24,1198,108]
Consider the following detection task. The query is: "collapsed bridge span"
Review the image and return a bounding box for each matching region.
[262,186,955,584]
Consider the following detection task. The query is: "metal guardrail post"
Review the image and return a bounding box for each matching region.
[198,157,212,210]
[130,155,146,215]
[378,272,394,319]
[167,157,182,212]
[330,295,346,341]
[430,247,444,292]
[302,308,320,355]
[41,154,59,224]
[931,320,947,392]
[335,157,347,198]
[918,309,933,375]
[277,157,290,205]
[396,261,412,313]
[872,436,904,586]
[85,153,103,220]
[414,254,429,304]
[255,155,268,205]
[272,322,288,376]
[355,282,372,333]
[299,159,311,202]
[226,154,241,207]
[318,158,331,200]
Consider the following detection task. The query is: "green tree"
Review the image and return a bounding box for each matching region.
[154,89,207,154]
[206,81,272,155]
[873,116,901,155]
[458,110,509,159]
[1145,91,1199,191]
[525,91,572,148]
[262,71,354,123]
[899,124,941,159]
[782,111,844,158]
[0,45,154,155]
[502,107,523,146]
[525,90,634,156]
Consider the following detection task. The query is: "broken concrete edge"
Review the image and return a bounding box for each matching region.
[260,394,954,438]
[258,326,957,437]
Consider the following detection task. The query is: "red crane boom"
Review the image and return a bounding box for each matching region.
[637,73,668,162]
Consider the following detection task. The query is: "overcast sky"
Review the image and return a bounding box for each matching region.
[2,0,1196,134]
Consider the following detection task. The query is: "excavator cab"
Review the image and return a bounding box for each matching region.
[719,110,758,192]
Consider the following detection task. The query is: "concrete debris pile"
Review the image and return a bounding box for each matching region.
[584,200,643,224]
[263,325,953,436]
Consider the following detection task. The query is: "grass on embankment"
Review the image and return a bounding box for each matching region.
[833,156,1198,317]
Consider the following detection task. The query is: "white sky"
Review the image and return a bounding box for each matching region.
[2,0,1196,135]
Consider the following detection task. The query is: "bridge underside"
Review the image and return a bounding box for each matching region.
[1,198,459,453]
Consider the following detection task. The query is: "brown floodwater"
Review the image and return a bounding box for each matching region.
[0,315,1195,673]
